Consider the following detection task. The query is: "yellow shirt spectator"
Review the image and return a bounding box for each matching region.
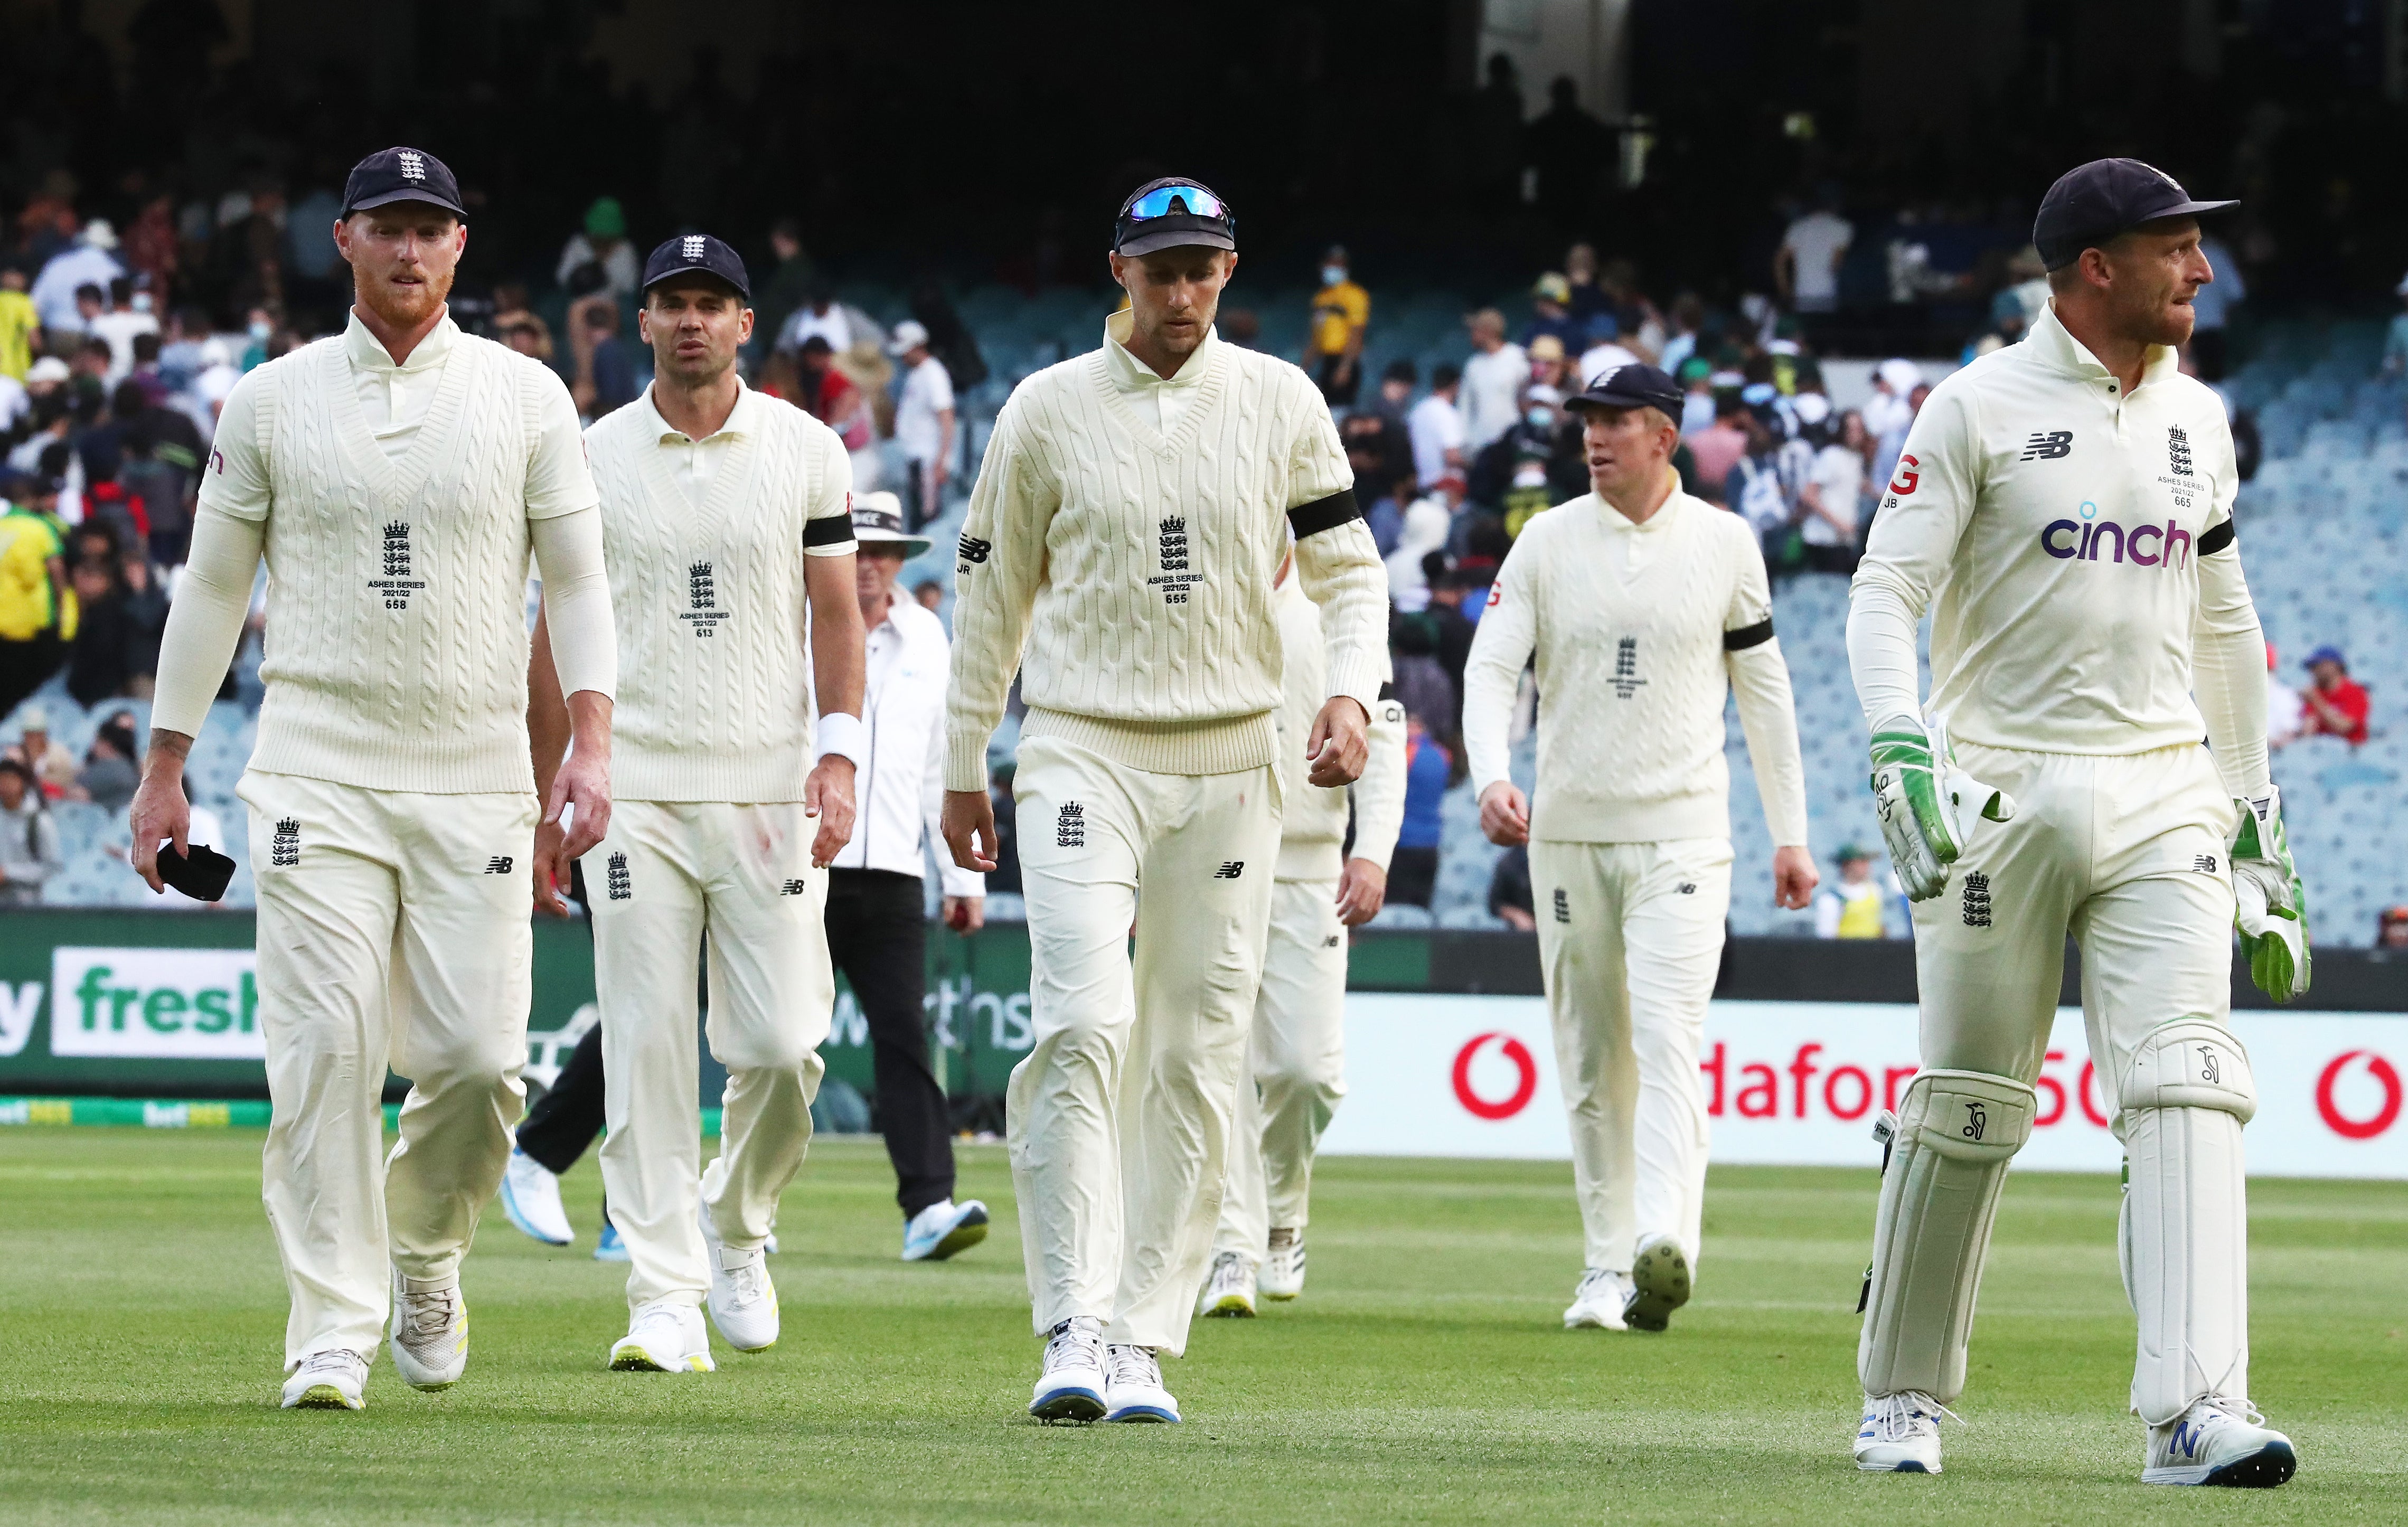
[1311,277,1369,357]
[0,285,38,381]
[0,508,60,640]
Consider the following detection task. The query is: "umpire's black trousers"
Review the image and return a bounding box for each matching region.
[824,868,956,1218]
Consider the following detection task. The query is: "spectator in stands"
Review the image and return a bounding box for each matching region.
[498,313,553,363]
[1489,844,1536,930]
[0,268,39,383]
[1524,274,1579,350]
[1409,363,1465,489]
[777,286,853,356]
[1801,407,1869,574]
[118,552,166,696]
[568,285,637,421]
[1387,477,1458,614]
[2378,907,2408,948]
[31,221,120,335]
[797,335,876,460]
[1528,80,1609,229]
[2299,646,2370,745]
[0,484,61,714]
[1387,712,1451,909]
[73,711,137,813]
[110,381,200,567]
[1727,402,1812,571]
[557,197,638,300]
[1814,844,1901,939]
[2189,232,2244,381]
[0,757,59,906]
[1676,357,1716,435]
[1368,359,1418,445]
[1683,391,1750,505]
[914,579,944,614]
[1658,293,1705,376]
[8,706,76,798]
[1425,568,1476,733]
[88,278,155,384]
[1526,332,1569,394]
[1775,192,1852,316]
[1861,359,1922,444]
[753,219,818,362]
[1461,308,1526,453]
[1309,246,1370,408]
[889,319,956,530]
[2266,643,2307,749]
[65,557,134,707]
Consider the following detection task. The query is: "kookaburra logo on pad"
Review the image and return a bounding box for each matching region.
[1961,1101,1987,1142]
[683,235,707,260]
[398,150,426,181]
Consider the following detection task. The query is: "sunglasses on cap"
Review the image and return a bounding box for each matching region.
[1123,184,1231,225]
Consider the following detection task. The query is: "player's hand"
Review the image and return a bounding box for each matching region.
[1771,844,1818,910]
[2230,788,2310,1002]
[1305,696,1370,788]
[1479,780,1529,847]
[531,816,572,918]
[943,788,999,872]
[804,755,857,868]
[1868,718,2014,901]
[943,894,985,933]
[1335,856,1387,926]
[128,732,194,894]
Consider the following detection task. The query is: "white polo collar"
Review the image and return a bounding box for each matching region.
[1102,306,1219,395]
[342,308,458,374]
[636,375,766,445]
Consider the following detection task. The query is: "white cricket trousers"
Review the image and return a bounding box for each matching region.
[1879,741,2247,1422]
[239,770,537,1368]
[590,801,833,1312]
[1009,735,1281,1355]
[1529,837,1733,1276]
[1215,875,1348,1258]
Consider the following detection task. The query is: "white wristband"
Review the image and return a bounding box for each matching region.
[814,711,867,767]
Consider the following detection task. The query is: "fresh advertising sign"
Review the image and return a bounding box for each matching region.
[1319,996,2408,1180]
[47,947,265,1061]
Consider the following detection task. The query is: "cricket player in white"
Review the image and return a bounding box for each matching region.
[942,180,1387,1425]
[1846,160,2304,1486]
[1197,553,1406,1319]
[529,234,863,1374]
[1464,363,1815,1336]
[129,148,618,1412]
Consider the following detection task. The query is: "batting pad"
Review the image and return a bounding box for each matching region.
[2118,1020,2256,1426]
[1858,1069,2036,1403]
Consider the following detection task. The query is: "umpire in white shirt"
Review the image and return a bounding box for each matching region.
[831,492,991,1261]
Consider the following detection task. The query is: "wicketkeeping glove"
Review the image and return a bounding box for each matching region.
[1868,717,2016,902]
[2229,787,2310,1003]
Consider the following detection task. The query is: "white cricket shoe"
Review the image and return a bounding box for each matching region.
[498,1147,573,1246]
[610,1299,717,1374]
[1029,1316,1107,1424]
[1103,1343,1180,1424]
[1624,1232,1692,1332]
[388,1270,468,1390]
[901,1199,990,1262]
[1260,1228,1305,1300]
[2143,1396,2297,1487]
[280,1349,368,1410]
[1563,1267,1632,1330]
[1855,1390,1953,1474]
[697,1195,779,1352]
[1198,1251,1257,1318]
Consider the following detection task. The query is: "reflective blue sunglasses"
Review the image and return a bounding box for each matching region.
[1124,184,1231,224]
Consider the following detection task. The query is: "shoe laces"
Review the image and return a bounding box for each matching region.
[1105,1343,1161,1390]
[1866,1390,1962,1440]
[719,1249,768,1303]
[1209,1250,1249,1285]
[1574,1267,1620,1302]
[2189,1393,2265,1429]
[1043,1316,1103,1373]
[296,1349,366,1382]
[397,1282,459,1339]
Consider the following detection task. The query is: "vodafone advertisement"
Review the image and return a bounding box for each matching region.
[1320,996,2407,1179]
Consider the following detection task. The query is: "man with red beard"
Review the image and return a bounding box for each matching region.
[130,148,619,1412]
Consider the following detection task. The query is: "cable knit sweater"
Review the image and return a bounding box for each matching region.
[1272,575,1407,881]
[944,314,1388,788]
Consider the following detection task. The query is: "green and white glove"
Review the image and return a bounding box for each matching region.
[2230,787,2311,1003]
[1868,717,2017,902]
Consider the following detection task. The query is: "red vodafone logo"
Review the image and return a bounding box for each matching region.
[2317,1050,2402,1140]
[1453,1032,1538,1120]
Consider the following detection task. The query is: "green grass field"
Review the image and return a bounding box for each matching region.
[0,1129,2401,1525]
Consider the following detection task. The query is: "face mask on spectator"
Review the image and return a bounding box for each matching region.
[248,318,272,342]
[1526,406,1554,429]
[1321,265,1345,286]
[132,293,153,314]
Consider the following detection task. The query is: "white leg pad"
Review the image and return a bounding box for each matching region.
[1858,1069,2036,1404]
[2119,1019,2255,1427]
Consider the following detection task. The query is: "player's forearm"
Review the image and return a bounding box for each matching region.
[526,608,572,801]
[565,690,613,766]
[1729,641,1811,848]
[806,560,867,723]
[1348,697,1409,870]
[531,506,617,703]
[1845,574,1925,734]
[1292,518,1388,711]
[149,505,264,741]
[1460,595,1533,794]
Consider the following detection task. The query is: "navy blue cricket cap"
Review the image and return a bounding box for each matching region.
[1114,177,1236,257]
[2034,158,2235,271]
[342,147,466,220]
[1566,362,1683,420]
[642,233,750,300]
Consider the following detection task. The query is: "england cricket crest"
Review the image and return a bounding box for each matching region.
[370,522,425,610]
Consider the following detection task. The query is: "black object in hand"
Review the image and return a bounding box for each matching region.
[157,842,237,902]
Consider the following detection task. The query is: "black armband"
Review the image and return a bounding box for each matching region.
[1723,618,1775,651]
[1287,489,1361,538]
[2197,520,2235,557]
[805,516,857,547]
[1378,681,1396,700]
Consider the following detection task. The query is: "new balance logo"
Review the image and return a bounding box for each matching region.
[1961,871,1992,928]
[270,818,300,868]
[2194,854,2218,874]
[483,856,514,875]
[1056,802,1085,849]
[1962,1101,1987,1142]
[780,879,807,896]
[1552,887,1569,924]
[1322,934,1342,948]
[1677,882,1697,895]
[2019,430,2074,461]
[1609,635,1646,699]
[1212,861,1245,880]
[957,534,991,565]
[606,852,632,901]
[2168,425,2195,477]
[397,149,426,181]
[682,234,707,261]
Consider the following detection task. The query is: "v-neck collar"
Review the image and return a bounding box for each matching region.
[1093,308,1224,455]
[325,312,473,511]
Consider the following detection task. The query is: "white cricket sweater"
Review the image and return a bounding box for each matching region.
[585,383,857,803]
[1272,575,1408,881]
[943,313,1388,789]
[187,319,601,793]
[1462,487,1810,846]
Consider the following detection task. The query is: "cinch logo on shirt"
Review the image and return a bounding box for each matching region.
[2038,503,2194,570]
